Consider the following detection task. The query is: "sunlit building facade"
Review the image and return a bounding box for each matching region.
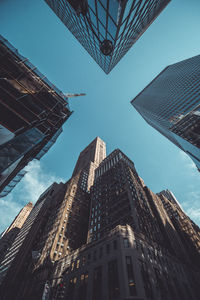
[0,138,106,299]
[1,139,200,300]
[45,0,170,73]
[0,202,33,265]
[51,148,200,300]
[131,55,200,171]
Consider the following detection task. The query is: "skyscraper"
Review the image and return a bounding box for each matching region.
[44,0,170,74]
[0,138,106,299]
[0,34,72,197]
[0,186,51,285]
[50,146,200,300]
[157,190,200,267]
[131,55,200,171]
[0,202,33,264]
[1,138,200,300]
[72,137,106,189]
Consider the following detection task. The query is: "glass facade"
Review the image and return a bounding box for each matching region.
[0,128,44,174]
[0,34,72,197]
[45,0,170,74]
[131,55,200,171]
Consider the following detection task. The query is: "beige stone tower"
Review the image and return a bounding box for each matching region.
[0,202,33,263]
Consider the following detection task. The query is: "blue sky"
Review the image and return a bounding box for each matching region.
[0,0,200,233]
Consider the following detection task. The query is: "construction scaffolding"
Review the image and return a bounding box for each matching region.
[0,35,74,196]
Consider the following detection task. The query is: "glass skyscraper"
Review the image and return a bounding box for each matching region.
[45,0,170,74]
[0,35,72,197]
[131,55,200,171]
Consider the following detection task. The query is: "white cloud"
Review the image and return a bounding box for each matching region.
[179,151,196,171]
[0,160,64,233]
[182,190,200,225]
[0,195,21,234]
[23,160,64,203]
[178,151,200,226]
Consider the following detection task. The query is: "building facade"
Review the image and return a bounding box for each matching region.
[131,55,200,171]
[0,34,72,197]
[1,139,200,300]
[0,202,33,264]
[0,137,106,300]
[50,147,200,300]
[157,190,200,267]
[0,183,56,285]
[52,225,198,300]
[44,0,170,74]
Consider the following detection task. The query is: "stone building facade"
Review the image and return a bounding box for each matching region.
[1,138,200,300]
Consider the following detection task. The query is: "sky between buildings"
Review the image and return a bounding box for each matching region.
[0,0,200,233]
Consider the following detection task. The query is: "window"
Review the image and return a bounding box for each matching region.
[126,256,137,296]
[68,277,77,300]
[140,261,153,299]
[108,260,120,300]
[113,240,117,250]
[79,273,88,300]
[123,238,130,248]
[92,266,102,300]
[99,247,103,258]
[106,244,110,254]
[77,259,80,269]
[93,250,97,261]
[82,256,86,266]
[71,262,75,271]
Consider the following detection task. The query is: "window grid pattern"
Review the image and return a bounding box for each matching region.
[131,55,200,170]
[45,0,170,73]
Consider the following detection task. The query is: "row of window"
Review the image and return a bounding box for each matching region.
[60,255,137,300]
[64,239,119,274]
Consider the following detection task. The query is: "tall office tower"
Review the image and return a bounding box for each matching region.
[0,138,105,300]
[73,137,106,189]
[131,55,200,171]
[0,182,66,294]
[87,149,187,259]
[0,35,72,198]
[157,191,200,267]
[0,202,33,264]
[50,146,200,300]
[158,189,182,208]
[0,183,59,285]
[44,0,170,74]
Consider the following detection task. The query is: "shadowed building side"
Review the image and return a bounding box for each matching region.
[0,34,73,198]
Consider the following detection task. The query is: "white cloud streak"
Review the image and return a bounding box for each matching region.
[0,160,64,233]
[23,160,64,203]
[179,151,200,226]
[179,151,196,171]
